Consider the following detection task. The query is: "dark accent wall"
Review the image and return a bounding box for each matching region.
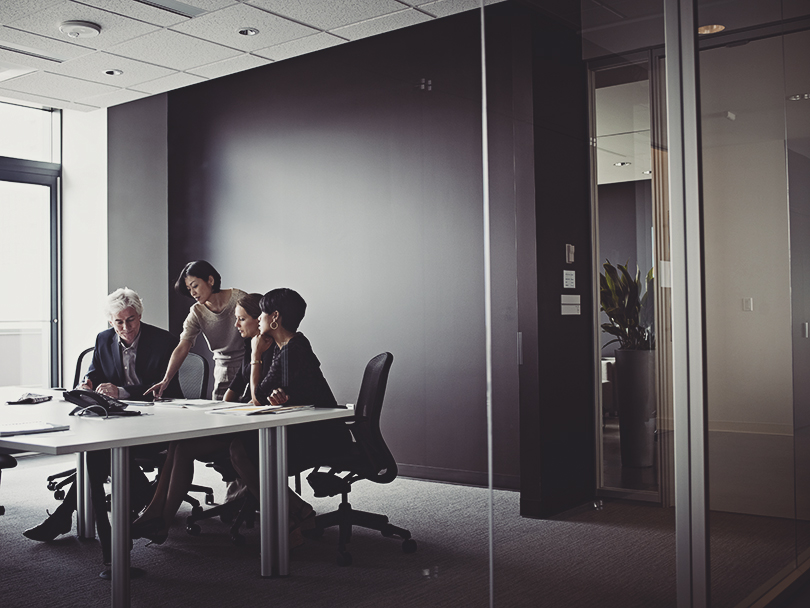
[166,8,519,489]
[519,6,595,518]
[107,1,595,510]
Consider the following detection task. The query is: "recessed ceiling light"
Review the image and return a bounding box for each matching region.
[105,69,123,76]
[698,24,725,35]
[787,93,810,101]
[614,162,631,167]
[238,27,259,36]
[642,170,652,175]
[59,21,101,39]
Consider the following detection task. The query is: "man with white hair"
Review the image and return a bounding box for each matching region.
[23,288,182,567]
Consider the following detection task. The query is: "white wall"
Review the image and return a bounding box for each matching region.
[61,108,108,387]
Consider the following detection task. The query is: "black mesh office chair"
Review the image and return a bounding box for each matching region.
[0,453,18,515]
[306,352,416,566]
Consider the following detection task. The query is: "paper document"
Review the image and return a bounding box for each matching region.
[0,421,70,436]
[207,404,314,416]
[151,399,224,409]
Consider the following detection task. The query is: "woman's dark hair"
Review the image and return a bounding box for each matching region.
[174,261,221,298]
[236,293,262,320]
[260,288,307,332]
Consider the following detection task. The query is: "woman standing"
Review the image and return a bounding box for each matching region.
[149,261,246,400]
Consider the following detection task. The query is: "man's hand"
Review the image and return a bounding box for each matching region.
[95,383,120,399]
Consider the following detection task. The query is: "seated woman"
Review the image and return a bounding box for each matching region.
[229,288,352,547]
[131,293,265,544]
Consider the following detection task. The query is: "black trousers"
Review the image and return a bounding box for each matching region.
[54,444,164,564]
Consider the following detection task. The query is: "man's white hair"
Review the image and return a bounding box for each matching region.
[105,287,143,318]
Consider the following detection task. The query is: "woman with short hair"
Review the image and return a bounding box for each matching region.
[148,260,247,400]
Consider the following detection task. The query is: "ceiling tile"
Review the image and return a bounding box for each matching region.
[75,0,239,26]
[187,52,271,79]
[47,50,176,87]
[0,89,99,111]
[0,69,119,100]
[0,58,37,83]
[129,70,206,94]
[420,0,505,19]
[254,32,344,62]
[0,25,95,61]
[73,0,188,27]
[0,0,63,26]
[0,47,58,71]
[80,86,150,108]
[8,1,161,50]
[105,28,241,70]
[331,8,432,41]
[246,0,406,30]
[170,3,317,51]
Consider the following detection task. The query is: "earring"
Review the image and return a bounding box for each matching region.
[270,321,278,330]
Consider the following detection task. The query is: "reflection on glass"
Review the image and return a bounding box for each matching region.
[0,180,51,387]
[700,27,800,607]
[594,61,661,496]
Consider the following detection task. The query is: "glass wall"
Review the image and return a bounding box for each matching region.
[697,0,810,604]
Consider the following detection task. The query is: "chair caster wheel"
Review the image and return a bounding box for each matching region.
[205,494,215,506]
[402,538,417,554]
[187,523,201,536]
[54,490,65,501]
[191,505,203,517]
[337,551,352,567]
[231,534,245,546]
[47,482,58,491]
[0,506,5,515]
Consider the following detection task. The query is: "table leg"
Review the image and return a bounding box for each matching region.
[75,452,95,539]
[258,426,288,577]
[111,446,130,608]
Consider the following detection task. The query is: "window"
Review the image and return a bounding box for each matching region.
[0,102,61,387]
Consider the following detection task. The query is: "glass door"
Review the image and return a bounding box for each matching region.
[0,178,57,387]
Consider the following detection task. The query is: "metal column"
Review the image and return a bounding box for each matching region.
[664,0,709,606]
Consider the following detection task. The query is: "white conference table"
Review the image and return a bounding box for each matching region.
[0,386,354,608]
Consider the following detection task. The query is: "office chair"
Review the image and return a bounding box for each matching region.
[176,352,209,400]
[0,453,18,515]
[306,352,416,566]
[46,347,95,499]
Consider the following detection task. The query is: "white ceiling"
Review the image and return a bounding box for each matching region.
[0,0,504,112]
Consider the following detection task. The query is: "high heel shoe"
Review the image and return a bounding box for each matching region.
[131,517,167,544]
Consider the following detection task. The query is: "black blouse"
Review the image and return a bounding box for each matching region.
[227,339,273,403]
[255,333,337,408]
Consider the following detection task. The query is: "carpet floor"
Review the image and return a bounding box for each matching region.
[0,453,803,607]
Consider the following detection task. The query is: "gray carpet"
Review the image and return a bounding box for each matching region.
[0,453,801,607]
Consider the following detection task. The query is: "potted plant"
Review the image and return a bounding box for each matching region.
[600,260,655,467]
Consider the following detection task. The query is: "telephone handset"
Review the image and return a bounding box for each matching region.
[65,389,141,417]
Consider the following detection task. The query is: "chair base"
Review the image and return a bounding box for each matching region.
[185,495,256,545]
[310,498,416,566]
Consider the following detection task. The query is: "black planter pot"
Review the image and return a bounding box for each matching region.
[615,349,656,468]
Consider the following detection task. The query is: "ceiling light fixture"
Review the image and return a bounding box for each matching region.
[698,24,725,35]
[614,162,631,167]
[238,27,259,36]
[642,170,652,175]
[787,93,810,101]
[105,69,123,76]
[59,21,102,39]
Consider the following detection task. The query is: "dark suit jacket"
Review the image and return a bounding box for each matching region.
[86,322,182,400]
